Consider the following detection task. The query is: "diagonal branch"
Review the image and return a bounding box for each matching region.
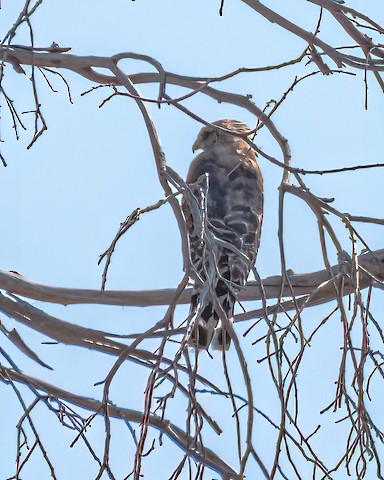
[0,366,240,479]
[239,0,384,71]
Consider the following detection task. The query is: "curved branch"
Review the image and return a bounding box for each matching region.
[0,46,292,168]
[0,366,240,479]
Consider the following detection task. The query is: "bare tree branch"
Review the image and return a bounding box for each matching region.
[1,248,383,308]
[0,366,240,480]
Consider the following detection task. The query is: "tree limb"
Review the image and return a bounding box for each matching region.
[0,366,240,479]
[1,249,383,308]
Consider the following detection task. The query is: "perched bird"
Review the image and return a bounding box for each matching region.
[182,120,263,349]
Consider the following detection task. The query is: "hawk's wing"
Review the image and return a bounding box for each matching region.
[182,148,263,349]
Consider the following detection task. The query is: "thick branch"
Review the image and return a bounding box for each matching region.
[1,249,383,308]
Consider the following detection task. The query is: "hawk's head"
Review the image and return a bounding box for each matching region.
[192,119,251,153]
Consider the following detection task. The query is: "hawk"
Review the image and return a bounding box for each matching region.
[182,120,263,349]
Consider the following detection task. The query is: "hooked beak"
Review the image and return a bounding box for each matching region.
[192,139,201,153]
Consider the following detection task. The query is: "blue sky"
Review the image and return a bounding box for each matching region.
[1,1,384,478]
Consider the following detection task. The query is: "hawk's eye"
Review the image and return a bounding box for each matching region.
[201,131,210,141]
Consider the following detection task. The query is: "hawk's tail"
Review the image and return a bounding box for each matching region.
[189,279,236,350]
